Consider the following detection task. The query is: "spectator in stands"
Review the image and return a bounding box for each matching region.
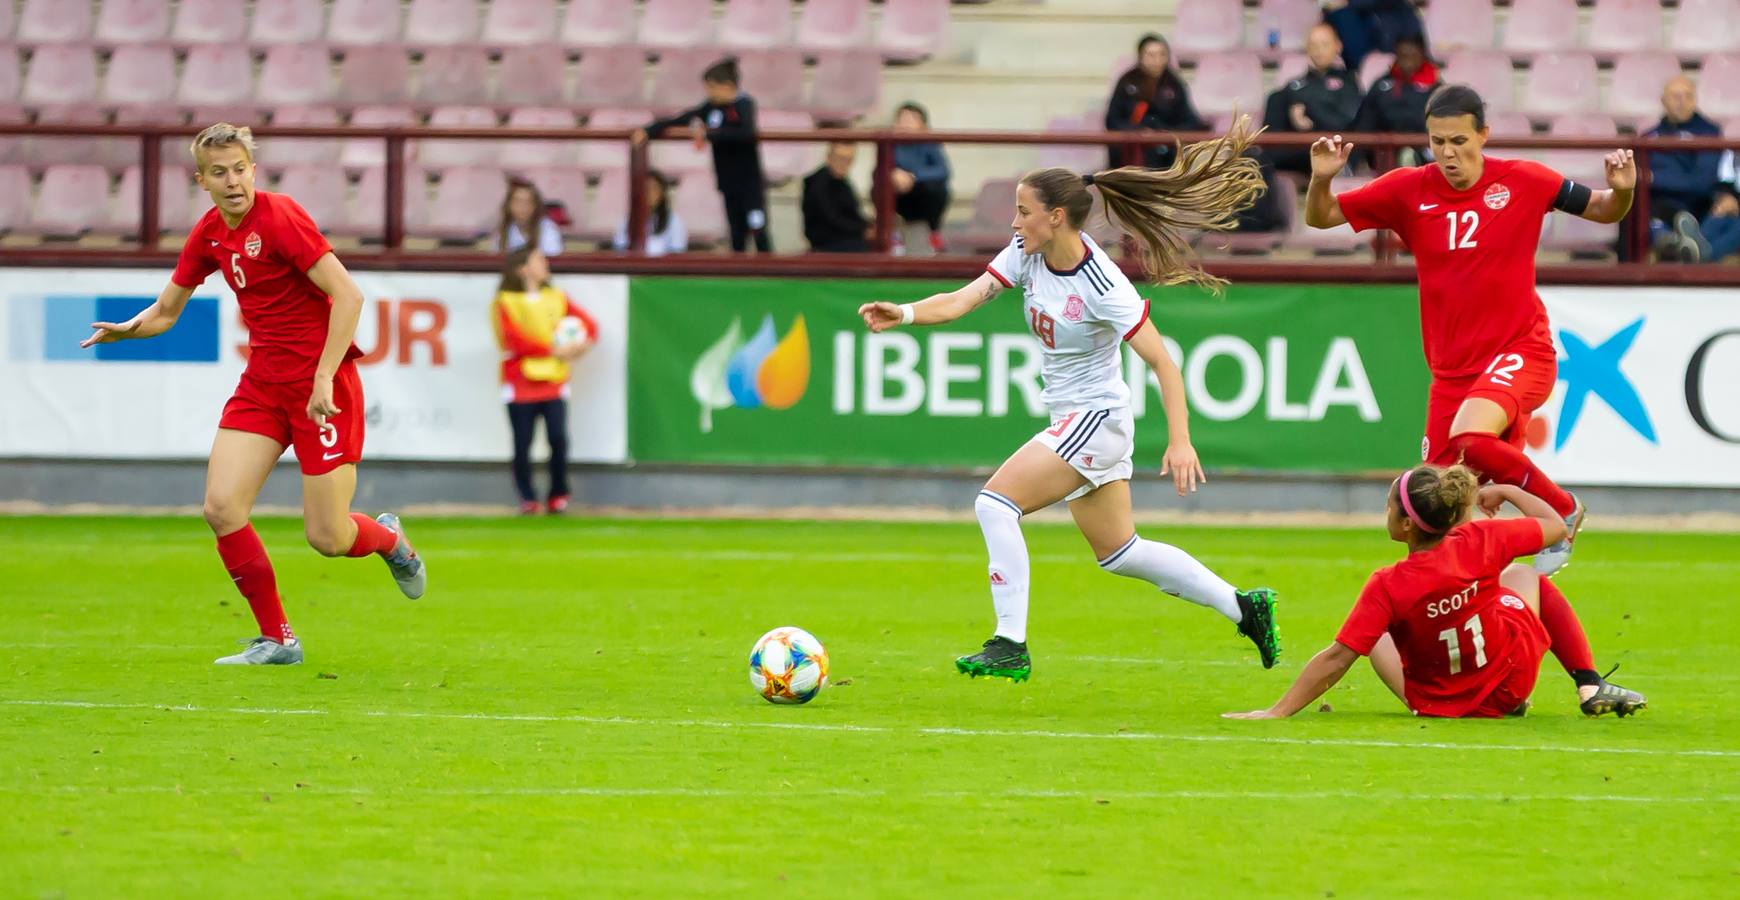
[1643,76,1740,264]
[891,102,952,255]
[802,142,873,252]
[612,169,689,256]
[497,179,563,256]
[1352,35,1441,165]
[1104,34,1208,170]
[1322,0,1424,73]
[491,247,596,516]
[632,58,771,253]
[1263,25,1363,177]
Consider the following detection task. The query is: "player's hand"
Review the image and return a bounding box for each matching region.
[892,169,916,193]
[629,128,648,147]
[1714,194,1740,218]
[1160,442,1206,496]
[1475,483,1512,518]
[1604,149,1636,191]
[690,121,707,150]
[1309,134,1354,180]
[1288,103,1312,132]
[306,375,341,425]
[555,339,590,361]
[858,301,904,332]
[81,319,139,348]
[1221,709,1283,720]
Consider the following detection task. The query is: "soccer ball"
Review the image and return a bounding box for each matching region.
[554,315,584,347]
[749,627,829,704]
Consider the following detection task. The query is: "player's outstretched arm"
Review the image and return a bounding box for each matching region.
[1129,320,1205,496]
[1576,149,1637,224]
[857,271,1003,332]
[1302,135,1354,229]
[1223,641,1360,719]
[1475,484,1569,547]
[303,252,366,423]
[80,282,194,347]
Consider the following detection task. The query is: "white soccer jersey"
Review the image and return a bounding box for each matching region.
[986,233,1150,416]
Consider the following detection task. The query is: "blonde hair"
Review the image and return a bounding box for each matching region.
[190,122,257,164]
[1395,464,1480,534]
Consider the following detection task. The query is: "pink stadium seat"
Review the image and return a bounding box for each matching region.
[105,165,194,235]
[250,0,326,45]
[19,0,93,43]
[1036,113,1108,174]
[1725,117,1740,138]
[0,106,28,164]
[576,167,626,241]
[1588,0,1664,54]
[419,167,504,241]
[737,49,805,111]
[342,165,430,237]
[327,0,403,46]
[1187,52,1265,118]
[1700,54,1740,118]
[651,128,713,176]
[1668,0,1740,56]
[877,0,948,63]
[573,47,647,110]
[560,0,636,49]
[337,47,413,106]
[101,44,176,108]
[1541,209,1617,256]
[268,106,343,166]
[341,106,418,170]
[1423,0,1494,53]
[419,106,500,168]
[501,108,580,172]
[1287,176,1373,253]
[179,45,253,107]
[758,110,816,183]
[796,0,871,53]
[1442,51,1516,113]
[415,47,492,105]
[270,165,347,227]
[0,165,29,232]
[1502,0,1578,55]
[944,176,1019,254]
[96,0,171,44]
[0,47,16,102]
[1275,53,1309,83]
[171,0,247,44]
[102,104,181,169]
[404,0,481,47]
[258,45,334,106]
[1520,53,1600,118]
[720,0,793,49]
[807,50,881,121]
[639,0,713,49]
[27,106,106,167]
[650,48,722,112]
[31,164,110,236]
[1358,53,1393,91]
[1606,54,1683,120]
[673,174,727,245]
[189,104,260,127]
[496,45,569,106]
[23,45,98,107]
[482,0,557,47]
[1542,114,1618,181]
[0,3,11,39]
[1170,0,1243,57]
[1251,0,1321,52]
[1215,173,1295,255]
[520,167,586,242]
[1486,111,1535,137]
[578,108,647,172]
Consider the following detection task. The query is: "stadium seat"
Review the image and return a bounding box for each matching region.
[1520,53,1601,118]
[944,176,1020,253]
[414,47,492,105]
[1358,53,1393,91]
[1275,52,1309,83]
[105,164,195,235]
[189,104,260,128]
[1422,0,1494,53]
[650,48,723,112]
[495,45,570,107]
[1215,173,1296,255]
[337,47,413,106]
[796,0,871,53]
[102,104,181,170]
[1502,0,1579,55]
[179,45,254,107]
[1170,0,1243,58]
[327,0,403,46]
[877,0,948,63]
[1037,113,1110,174]
[0,165,29,233]
[576,167,626,241]
[1541,208,1617,256]
[1543,114,1619,181]
[95,0,171,44]
[101,45,176,108]
[1668,0,1740,56]
[269,165,347,227]
[1606,54,1683,120]
[651,128,713,177]
[418,106,500,168]
[501,108,580,172]
[573,48,647,110]
[737,49,806,112]
[638,0,713,49]
[808,50,882,121]
[30,164,110,236]
[560,0,636,49]
[0,46,15,103]
[23,45,98,107]
[1588,0,1665,54]
[758,109,816,183]
[342,165,430,237]
[1486,111,1535,138]
[578,108,647,172]
[341,105,419,171]
[1251,0,1321,52]
[18,0,93,43]
[1442,51,1515,113]
[404,0,481,47]
[720,0,793,49]
[250,0,326,45]
[171,0,246,44]
[672,173,728,245]
[0,3,11,40]
[258,45,335,107]
[419,167,505,241]
[268,105,343,166]
[1287,176,1372,253]
[1700,54,1740,118]
[1187,52,1265,119]
[26,105,106,167]
[482,0,557,47]
[0,106,27,165]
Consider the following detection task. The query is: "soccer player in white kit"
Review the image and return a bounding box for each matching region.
[860,118,1282,681]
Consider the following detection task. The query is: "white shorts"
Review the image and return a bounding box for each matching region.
[1031,407,1135,501]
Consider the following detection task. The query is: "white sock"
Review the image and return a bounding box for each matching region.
[975,490,1030,643]
[1099,535,1243,623]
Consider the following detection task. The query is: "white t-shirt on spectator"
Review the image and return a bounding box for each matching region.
[504,218,563,256]
[613,213,690,257]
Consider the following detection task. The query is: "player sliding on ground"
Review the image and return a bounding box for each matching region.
[1224,464,1646,720]
[80,123,426,666]
[1304,84,1637,575]
[859,116,1281,681]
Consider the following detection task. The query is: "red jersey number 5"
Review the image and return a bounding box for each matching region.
[1029,307,1056,349]
[229,252,248,288]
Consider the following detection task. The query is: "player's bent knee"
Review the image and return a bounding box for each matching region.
[975,489,1023,523]
[304,525,350,557]
[202,495,249,535]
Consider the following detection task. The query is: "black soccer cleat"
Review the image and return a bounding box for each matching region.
[955,636,1031,682]
[1235,588,1281,669]
[1581,669,1647,718]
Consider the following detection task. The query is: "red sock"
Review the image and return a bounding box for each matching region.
[1537,576,1598,681]
[1439,433,1577,518]
[216,524,293,643]
[345,512,399,558]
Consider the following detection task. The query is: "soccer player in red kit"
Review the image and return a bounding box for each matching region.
[80,123,426,665]
[1224,464,1646,720]
[1302,85,1637,576]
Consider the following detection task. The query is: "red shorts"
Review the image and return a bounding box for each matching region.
[1469,596,1552,718]
[219,362,366,476]
[1422,348,1557,463]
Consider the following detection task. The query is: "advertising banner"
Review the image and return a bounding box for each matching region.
[627,277,1432,473]
[1,268,629,463]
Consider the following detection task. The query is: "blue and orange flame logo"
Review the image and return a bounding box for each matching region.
[691,314,809,432]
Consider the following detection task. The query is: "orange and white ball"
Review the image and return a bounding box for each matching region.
[748,627,829,704]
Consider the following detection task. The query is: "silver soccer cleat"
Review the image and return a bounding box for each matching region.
[1533,495,1586,576]
[376,512,426,600]
[215,636,303,666]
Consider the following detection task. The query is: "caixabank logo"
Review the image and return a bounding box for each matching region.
[690,314,810,432]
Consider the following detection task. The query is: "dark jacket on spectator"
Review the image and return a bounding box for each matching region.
[801,165,869,252]
[1353,59,1441,135]
[1327,0,1424,70]
[1104,66,1208,169]
[646,95,765,194]
[1645,112,1737,218]
[894,142,950,184]
[1267,66,1363,134]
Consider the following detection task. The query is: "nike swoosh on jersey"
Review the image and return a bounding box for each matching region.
[1418,203,1439,211]
[322,451,344,460]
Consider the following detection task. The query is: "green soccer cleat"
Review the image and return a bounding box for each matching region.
[1235,588,1281,669]
[955,636,1031,681]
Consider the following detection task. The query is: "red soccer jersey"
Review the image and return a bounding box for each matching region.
[172,190,357,383]
[1335,518,1547,717]
[1337,157,1564,378]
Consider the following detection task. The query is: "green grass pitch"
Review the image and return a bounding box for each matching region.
[3,515,1737,896]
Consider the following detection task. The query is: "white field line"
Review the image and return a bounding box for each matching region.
[7,699,1738,759]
